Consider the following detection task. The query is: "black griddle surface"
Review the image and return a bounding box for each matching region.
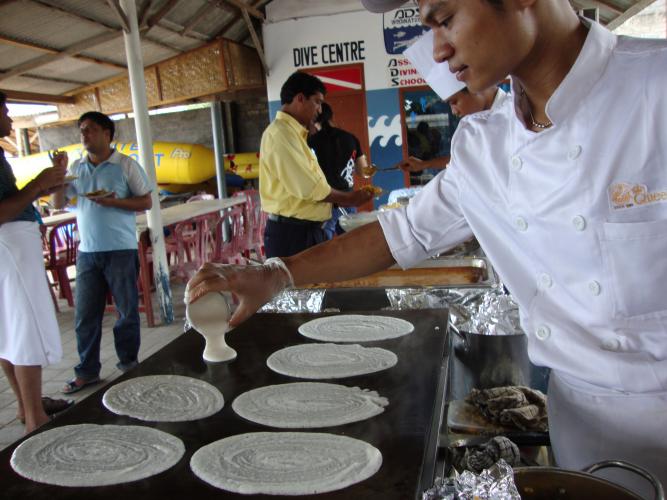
[0,310,448,500]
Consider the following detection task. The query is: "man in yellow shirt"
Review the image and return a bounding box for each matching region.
[260,72,372,257]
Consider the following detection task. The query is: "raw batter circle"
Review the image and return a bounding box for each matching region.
[267,343,397,379]
[232,382,388,428]
[102,375,224,422]
[298,314,414,342]
[11,424,184,487]
[190,431,382,495]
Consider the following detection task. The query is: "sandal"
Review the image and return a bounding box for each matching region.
[42,397,75,415]
[17,397,75,424]
[61,377,101,395]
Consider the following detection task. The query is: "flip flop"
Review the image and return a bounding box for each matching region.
[61,377,101,395]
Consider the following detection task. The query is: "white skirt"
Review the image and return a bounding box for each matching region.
[0,221,62,366]
[549,371,667,498]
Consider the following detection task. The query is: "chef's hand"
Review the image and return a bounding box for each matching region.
[185,258,294,328]
[399,157,427,173]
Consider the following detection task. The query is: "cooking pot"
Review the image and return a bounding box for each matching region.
[514,460,664,500]
[451,324,533,389]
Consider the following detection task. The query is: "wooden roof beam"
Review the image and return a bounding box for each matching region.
[0,33,125,70]
[1,89,75,104]
[106,0,131,33]
[0,30,122,82]
[607,0,660,29]
[29,0,182,53]
[181,2,218,37]
[241,8,268,75]
[591,0,624,15]
[213,0,268,39]
[145,0,180,27]
[221,0,264,20]
[138,0,154,26]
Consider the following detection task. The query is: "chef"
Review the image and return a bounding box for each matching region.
[187,0,667,494]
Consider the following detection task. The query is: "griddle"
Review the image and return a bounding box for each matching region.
[0,309,449,500]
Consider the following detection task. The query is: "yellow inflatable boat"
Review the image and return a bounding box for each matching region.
[9,142,259,188]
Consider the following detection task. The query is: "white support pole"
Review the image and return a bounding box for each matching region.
[211,101,228,200]
[120,0,173,324]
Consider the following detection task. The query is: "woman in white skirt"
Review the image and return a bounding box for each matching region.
[0,92,69,433]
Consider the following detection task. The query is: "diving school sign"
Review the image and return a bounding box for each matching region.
[384,7,427,87]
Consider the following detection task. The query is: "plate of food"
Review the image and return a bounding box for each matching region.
[85,189,113,200]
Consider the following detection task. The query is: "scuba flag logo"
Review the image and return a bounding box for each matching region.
[383,7,427,55]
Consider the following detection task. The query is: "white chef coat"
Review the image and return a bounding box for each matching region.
[380,18,667,490]
[489,87,509,111]
[379,19,667,395]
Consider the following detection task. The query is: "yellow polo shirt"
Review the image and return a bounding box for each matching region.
[259,111,332,222]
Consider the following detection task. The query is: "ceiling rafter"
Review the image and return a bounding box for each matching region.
[29,0,182,52]
[213,0,268,39]
[1,89,75,104]
[607,0,660,29]
[592,0,624,14]
[144,0,179,27]
[0,30,124,82]
[181,2,219,37]
[0,33,125,70]
[221,0,264,20]
[137,0,154,26]
[22,73,89,86]
[106,0,131,32]
[240,7,267,74]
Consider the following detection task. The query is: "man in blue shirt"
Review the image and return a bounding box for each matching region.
[53,112,152,394]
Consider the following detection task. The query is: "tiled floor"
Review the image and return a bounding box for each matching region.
[0,281,188,451]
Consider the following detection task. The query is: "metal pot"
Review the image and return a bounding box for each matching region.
[451,325,534,389]
[514,460,664,500]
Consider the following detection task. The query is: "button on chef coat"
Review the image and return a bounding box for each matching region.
[379,20,667,394]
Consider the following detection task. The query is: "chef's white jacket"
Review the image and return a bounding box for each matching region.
[379,20,667,394]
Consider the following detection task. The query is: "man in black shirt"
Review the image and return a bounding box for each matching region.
[308,102,369,237]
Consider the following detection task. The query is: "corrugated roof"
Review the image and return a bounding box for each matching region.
[0,0,658,105]
[0,0,267,104]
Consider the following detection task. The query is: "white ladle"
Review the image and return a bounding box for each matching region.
[185,292,237,362]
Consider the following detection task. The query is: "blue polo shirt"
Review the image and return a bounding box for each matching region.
[66,149,151,252]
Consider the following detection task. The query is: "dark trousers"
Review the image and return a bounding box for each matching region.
[74,250,140,379]
[264,219,326,258]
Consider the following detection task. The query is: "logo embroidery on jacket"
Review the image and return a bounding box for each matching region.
[609,182,667,210]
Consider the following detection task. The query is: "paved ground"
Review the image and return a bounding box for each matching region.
[0,281,188,451]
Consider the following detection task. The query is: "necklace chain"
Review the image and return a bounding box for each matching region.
[521,88,552,129]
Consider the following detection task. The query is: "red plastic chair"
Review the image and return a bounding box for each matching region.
[44,221,79,307]
[233,189,265,261]
[212,205,247,265]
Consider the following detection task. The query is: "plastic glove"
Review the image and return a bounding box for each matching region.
[185,257,294,328]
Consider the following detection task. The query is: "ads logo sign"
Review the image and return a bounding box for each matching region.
[383,7,427,54]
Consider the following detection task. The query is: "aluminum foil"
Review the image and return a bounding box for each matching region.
[385,287,488,311]
[422,459,520,500]
[460,292,522,336]
[259,289,325,313]
[385,287,522,336]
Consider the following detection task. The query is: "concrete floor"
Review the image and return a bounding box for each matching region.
[0,281,188,451]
